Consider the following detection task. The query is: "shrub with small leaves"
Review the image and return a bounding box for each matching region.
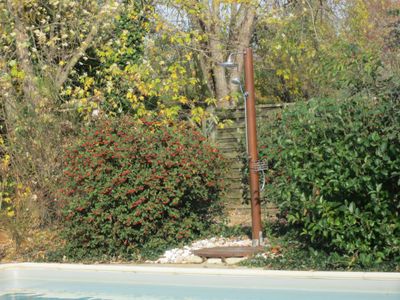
[259,96,400,266]
[59,116,225,260]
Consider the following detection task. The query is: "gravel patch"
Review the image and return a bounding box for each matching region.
[147,237,252,264]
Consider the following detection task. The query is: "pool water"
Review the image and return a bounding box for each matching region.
[1,289,400,300]
[0,294,94,300]
[1,264,399,300]
[1,288,400,300]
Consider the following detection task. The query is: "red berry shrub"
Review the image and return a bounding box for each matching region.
[59,117,225,260]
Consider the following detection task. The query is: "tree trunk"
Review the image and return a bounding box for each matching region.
[209,36,230,108]
[228,6,256,96]
[190,2,257,108]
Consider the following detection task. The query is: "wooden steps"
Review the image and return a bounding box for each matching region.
[213,105,285,224]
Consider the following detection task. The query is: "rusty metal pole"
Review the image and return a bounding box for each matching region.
[243,48,263,246]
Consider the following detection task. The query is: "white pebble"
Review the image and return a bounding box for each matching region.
[152,236,252,264]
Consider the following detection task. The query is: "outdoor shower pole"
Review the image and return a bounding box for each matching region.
[243,48,263,246]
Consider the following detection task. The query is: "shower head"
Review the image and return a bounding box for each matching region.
[219,53,237,69]
[231,78,241,85]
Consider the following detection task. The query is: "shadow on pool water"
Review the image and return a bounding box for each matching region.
[0,293,99,300]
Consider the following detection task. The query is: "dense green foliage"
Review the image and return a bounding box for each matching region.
[258,96,400,266]
[241,225,399,271]
[59,117,225,260]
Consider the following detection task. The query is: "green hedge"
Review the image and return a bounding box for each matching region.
[59,117,225,260]
[259,96,400,266]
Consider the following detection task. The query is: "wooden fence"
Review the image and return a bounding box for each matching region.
[213,104,288,225]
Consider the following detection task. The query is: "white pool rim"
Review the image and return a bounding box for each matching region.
[1,262,399,281]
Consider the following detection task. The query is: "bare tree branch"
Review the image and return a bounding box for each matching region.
[54,1,117,90]
[7,0,41,106]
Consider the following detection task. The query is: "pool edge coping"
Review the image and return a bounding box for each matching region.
[1,262,399,281]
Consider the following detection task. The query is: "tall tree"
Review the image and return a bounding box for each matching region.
[154,0,262,108]
[1,0,120,112]
[0,0,137,227]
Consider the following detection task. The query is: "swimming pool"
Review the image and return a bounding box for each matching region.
[0,263,399,299]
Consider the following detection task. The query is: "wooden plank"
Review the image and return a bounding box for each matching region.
[224,186,243,191]
[224,168,243,174]
[224,176,241,181]
[224,193,244,199]
[224,190,243,194]
[193,246,263,258]
[223,168,243,173]
[221,152,241,159]
[225,205,279,210]
[217,139,241,144]
[216,126,245,132]
[220,110,277,119]
[217,146,243,152]
[224,191,244,196]
[225,112,277,120]
[224,195,243,199]
[216,135,242,141]
[223,174,242,180]
[224,178,243,183]
[224,195,244,200]
[216,141,242,147]
[218,103,288,111]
